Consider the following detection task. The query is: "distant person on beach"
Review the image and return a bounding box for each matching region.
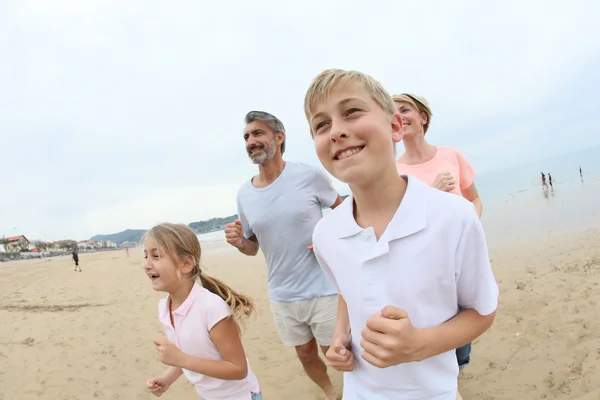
[225,111,342,400]
[304,68,498,400]
[125,247,129,257]
[72,248,81,272]
[548,173,553,189]
[144,223,262,400]
[541,172,548,191]
[393,93,482,375]
[580,166,583,178]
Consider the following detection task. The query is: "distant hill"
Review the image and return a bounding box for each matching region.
[90,229,147,244]
[90,198,352,243]
[188,215,237,234]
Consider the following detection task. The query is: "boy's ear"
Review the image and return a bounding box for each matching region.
[181,256,195,274]
[391,113,404,143]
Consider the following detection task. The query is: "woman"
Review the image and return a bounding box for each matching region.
[393,93,482,379]
[394,93,482,217]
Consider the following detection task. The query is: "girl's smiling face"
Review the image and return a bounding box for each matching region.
[143,236,181,293]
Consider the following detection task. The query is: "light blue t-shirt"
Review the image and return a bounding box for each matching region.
[236,162,339,302]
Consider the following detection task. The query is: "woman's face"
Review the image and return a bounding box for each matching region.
[394,101,427,138]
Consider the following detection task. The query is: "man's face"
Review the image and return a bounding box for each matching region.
[244,120,279,165]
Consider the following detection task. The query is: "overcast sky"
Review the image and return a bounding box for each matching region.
[1,0,599,241]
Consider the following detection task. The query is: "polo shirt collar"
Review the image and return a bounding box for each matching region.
[159,281,201,325]
[337,174,427,241]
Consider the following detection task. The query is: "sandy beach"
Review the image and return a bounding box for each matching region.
[1,229,600,400]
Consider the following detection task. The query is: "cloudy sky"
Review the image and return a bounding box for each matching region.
[1,0,599,241]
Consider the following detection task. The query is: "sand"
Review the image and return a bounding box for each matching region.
[1,230,600,400]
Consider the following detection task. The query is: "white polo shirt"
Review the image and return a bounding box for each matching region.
[312,175,499,400]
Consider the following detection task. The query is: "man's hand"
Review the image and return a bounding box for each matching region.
[432,172,455,192]
[225,220,245,248]
[308,244,314,252]
[146,375,171,397]
[360,306,426,368]
[326,334,354,371]
[154,338,185,367]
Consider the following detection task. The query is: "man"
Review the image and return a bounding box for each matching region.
[225,111,342,400]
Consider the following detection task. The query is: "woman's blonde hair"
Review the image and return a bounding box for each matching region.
[144,223,255,324]
[392,93,433,134]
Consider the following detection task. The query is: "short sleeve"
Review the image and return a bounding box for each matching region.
[313,230,340,292]
[455,148,476,190]
[313,167,339,208]
[455,213,498,316]
[205,294,233,331]
[236,193,254,239]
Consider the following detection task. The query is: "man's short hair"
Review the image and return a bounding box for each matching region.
[244,111,286,154]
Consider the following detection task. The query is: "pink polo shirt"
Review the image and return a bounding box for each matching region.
[158,282,260,400]
[396,146,476,195]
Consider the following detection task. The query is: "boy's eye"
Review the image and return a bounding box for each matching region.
[345,107,360,116]
[315,121,329,133]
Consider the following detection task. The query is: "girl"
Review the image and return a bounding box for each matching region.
[144,222,262,400]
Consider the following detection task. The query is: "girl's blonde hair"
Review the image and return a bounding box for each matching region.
[391,93,433,134]
[145,222,255,323]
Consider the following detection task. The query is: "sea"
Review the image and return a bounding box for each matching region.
[198,145,600,248]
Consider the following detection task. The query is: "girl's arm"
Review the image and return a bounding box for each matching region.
[178,317,249,380]
[461,183,482,218]
[162,366,184,384]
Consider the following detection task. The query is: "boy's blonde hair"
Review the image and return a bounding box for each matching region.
[391,93,433,134]
[144,223,255,324]
[304,69,397,135]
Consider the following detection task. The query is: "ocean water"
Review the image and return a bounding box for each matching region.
[198,145,600,248]
[476,145,600,244]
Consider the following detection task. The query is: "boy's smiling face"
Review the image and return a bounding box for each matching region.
[310,84,403,185]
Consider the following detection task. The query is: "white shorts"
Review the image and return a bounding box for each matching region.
[269,295,338,347]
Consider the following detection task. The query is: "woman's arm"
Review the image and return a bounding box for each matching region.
[461,183,482,218]
[178,317,249,380]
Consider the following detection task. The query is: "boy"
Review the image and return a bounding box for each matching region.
[304,69,499,400]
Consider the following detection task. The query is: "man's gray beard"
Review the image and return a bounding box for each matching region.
[249,143,276,165]
[250,149,268,165]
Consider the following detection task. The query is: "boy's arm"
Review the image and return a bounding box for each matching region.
[333,295,351,341]
[419,309,495,360]
[420,209,497,359]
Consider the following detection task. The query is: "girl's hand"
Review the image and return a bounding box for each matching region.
[146,376,171,397]
[154,338,185,367]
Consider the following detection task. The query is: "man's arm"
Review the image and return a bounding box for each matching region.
[236,234,259,256]
[330,195,343,209]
